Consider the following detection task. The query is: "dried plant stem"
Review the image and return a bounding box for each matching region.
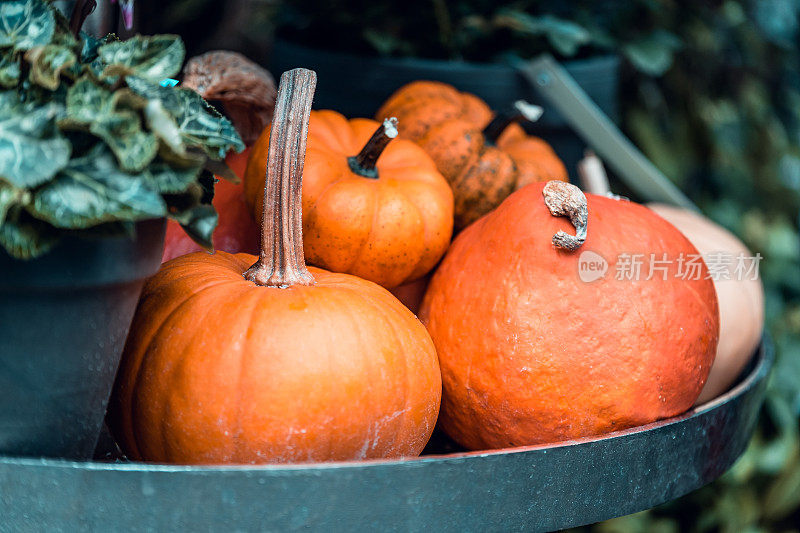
[244,68,317,287]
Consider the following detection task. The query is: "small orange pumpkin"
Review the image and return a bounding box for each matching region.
[377,81,568,229]
[420,181,720,450]
[109,69,442,464]
[244,111,453,289]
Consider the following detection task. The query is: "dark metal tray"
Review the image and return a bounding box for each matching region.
[0,342,772,532]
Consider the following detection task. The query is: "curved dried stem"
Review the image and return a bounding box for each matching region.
[542,181,588,251]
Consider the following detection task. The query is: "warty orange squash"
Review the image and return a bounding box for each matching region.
[377,80,568,229]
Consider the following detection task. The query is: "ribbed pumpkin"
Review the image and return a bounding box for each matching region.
[109,69,442,464]
[377,80,567,229]
[419,181,720,450]
[244,110,453,289]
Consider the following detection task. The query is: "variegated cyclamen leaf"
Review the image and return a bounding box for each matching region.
[90,114,159,173]
[65,77,158,172]
[0,97,71,187]
[0,53,20,88]
[126,76,245,158]
[144,160,202,194]
[25,45,77,90]
[65,76,112,123]
[99,35,185,82]
[144,98,185,155]
[30,145,166,229]
[0,206,59,259]
[0,0,55,52]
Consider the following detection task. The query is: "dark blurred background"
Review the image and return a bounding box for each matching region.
[131,0,800,529]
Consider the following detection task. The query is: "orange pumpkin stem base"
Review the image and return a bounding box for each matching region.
[347,117,398,179]
[244,69,317,288]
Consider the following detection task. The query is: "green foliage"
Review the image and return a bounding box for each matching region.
[0,0,54,52]
[0,0,244,260]
[274,0,685,76]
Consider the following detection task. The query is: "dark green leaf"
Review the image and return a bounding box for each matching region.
[0,94,70,187]
[30,145,166,228]
[0,0,55,52]
[126,76,245,158]
[144,160,202,194]
[204,157,240,183]
[98,35,185,81]
[0,205,59,259]
[91,110,159,173]
[25,44,77,90]
[623,31,682,76]
[0,53,20,88]
[172,203,217,250]
[493,11,591,56]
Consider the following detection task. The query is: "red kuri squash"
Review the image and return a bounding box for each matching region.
[420,181,720,449]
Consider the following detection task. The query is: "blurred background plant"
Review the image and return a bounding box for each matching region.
[138,0,800,529]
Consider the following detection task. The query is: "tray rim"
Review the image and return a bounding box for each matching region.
[0,338,773,473]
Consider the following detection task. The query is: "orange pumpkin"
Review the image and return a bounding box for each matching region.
[244,111,453,289]
[419,181,720,450]
[109,69,442,464]
[161,148,259,262]
[377,81,568,229]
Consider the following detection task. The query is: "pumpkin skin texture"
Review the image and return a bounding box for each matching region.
[648,203,764,405]
[244,110,454,289]
[377,81,567,229]
[162,149,259,262]
[109,252,441,464]
[419,183,720,450]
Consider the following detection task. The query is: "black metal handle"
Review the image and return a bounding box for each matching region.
[516,55,698,211]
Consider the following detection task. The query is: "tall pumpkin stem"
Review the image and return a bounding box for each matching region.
[244,68,317,288]
[483,100,543,143]
[348,118,398,179]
